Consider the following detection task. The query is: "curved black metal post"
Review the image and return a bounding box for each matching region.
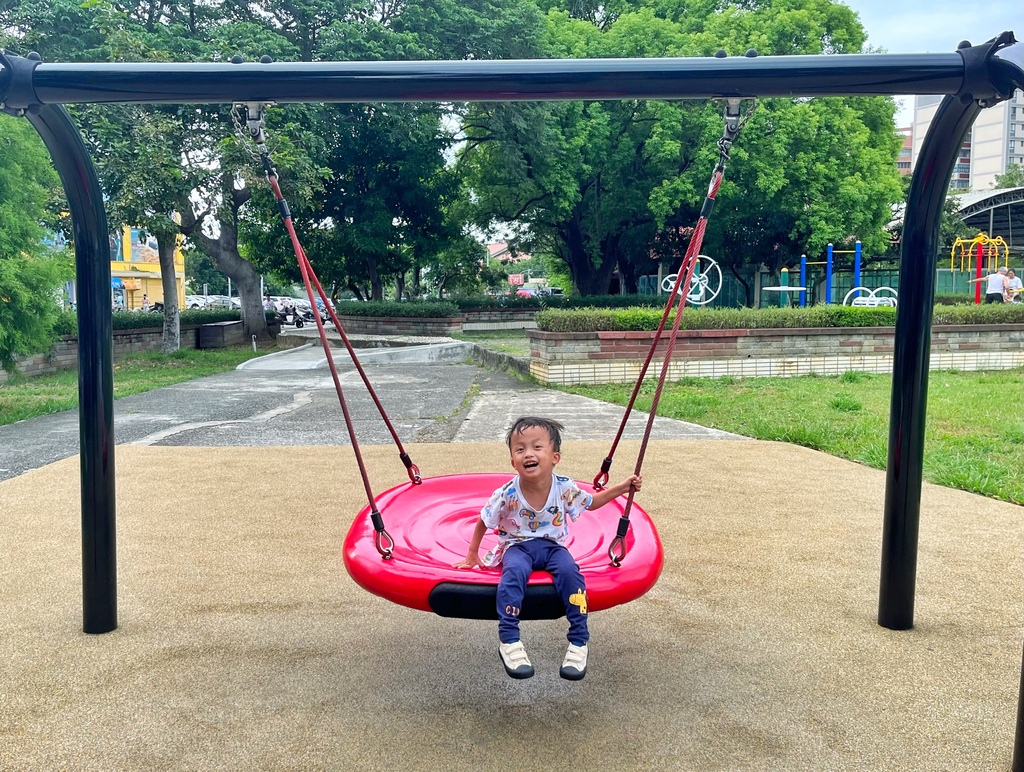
[877,94,981,631]
[25,104,117,635]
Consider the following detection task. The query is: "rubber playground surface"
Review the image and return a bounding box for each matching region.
[1,438,1020,770]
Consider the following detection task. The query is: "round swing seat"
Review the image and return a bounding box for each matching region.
[343,473,663,620]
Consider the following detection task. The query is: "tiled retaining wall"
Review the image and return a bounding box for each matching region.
[0,327,199,384]
[335,315,462,336]
[461,309,538,331]
[529,325,1024,384]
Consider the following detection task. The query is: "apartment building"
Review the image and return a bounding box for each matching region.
[910,90,1023,191]
[897,126,913,175]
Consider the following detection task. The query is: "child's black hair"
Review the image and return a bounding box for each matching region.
[505,416,565,453]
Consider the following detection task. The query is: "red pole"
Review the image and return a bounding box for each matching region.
[974,241,983,304]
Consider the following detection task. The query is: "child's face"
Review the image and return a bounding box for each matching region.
[509,425,560,480]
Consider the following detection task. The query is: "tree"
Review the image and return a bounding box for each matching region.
[2,1,306,343]
[992,164,1024,190]
[0,114,72,371]
[461,0,905,301]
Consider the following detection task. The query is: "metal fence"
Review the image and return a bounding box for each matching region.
[640,267,983,308]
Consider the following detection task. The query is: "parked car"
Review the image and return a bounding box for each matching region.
[185,295,208,309]
[203,295,233,309]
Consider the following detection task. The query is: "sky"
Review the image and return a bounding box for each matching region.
[841,0,1022,125]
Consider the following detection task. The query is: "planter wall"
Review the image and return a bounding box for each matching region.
[0,327,200,385]
[461,308,538,331]
[198,320,245,349]
[334,315,462,337]
[528,324,1024,384]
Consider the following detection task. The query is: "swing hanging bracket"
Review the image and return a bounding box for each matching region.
[716,97,755,163]
[231,101,274,147]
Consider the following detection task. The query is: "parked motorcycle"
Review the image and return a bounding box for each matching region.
[278,306,305,328]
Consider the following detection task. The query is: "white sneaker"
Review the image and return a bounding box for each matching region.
[498,641,534,679]
[560,643,588,681]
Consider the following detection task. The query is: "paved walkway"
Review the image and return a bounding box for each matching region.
[0,337,738,482]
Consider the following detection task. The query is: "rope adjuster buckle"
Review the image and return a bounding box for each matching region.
[592,457,613,491]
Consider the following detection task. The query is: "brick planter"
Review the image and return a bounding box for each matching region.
[461,308,538,331]
[528,324,1024,384]
[0,327,200,385]
[198,320,245,349]
[334,315,462,337]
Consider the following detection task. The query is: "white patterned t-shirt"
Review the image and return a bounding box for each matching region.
[479,473,593,566]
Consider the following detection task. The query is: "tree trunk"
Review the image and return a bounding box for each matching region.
[156,235,181,353]
[347,281,366,301]
[558,206,620,296]
[179,204,270,341]
[366,257,383,301]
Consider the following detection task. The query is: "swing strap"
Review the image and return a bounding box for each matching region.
[233,102,424,557]
[604,98,755,567]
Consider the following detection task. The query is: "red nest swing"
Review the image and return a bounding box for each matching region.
[343,473,663,619]
[236,97,751,620]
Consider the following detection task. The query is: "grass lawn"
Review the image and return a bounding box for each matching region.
[0,344,282,427]
[563,369,1024,505]
[452,330,532,357]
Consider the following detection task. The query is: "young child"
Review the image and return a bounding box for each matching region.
[454,416,642,681]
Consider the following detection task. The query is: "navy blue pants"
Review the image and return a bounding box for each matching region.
[496,539,589,646]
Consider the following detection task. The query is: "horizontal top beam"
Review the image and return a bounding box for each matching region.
[4,52,974,106]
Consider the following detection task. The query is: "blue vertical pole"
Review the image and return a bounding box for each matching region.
[799,254,807,307]
[854,240,862,288]
[825,243,834,304]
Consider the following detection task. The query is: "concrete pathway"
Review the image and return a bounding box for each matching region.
[0,338,738,482]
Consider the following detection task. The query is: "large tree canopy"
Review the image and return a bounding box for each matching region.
[461,0,905,300]
[2,0,905,310]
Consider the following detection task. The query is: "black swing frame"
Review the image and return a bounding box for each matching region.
[2,32,1023,763]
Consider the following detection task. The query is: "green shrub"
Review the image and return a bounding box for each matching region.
[934,293,974,306]
[452,293,664,312]
[536,303,1024,333]
[335,300,460,318]
[52,308,255,338]
[561,294,664,309]
[454,296,543,311]
[932,303,1024,325]
[52,312,78,337]
[179,309,243,326]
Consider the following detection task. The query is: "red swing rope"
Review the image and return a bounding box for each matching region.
[234,102,426,559]
[605,99,755,567]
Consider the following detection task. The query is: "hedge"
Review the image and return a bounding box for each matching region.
[332,300,460,318]
[452,294,664,312]
[535,303,1024,333]
[52,309,276,337]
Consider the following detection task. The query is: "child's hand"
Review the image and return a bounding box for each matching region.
[630,474,643,492]
[453,554,483,569]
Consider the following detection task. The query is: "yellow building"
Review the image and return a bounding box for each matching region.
[110,227,186,310]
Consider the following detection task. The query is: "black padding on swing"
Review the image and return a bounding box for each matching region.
[428,583,567,620]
